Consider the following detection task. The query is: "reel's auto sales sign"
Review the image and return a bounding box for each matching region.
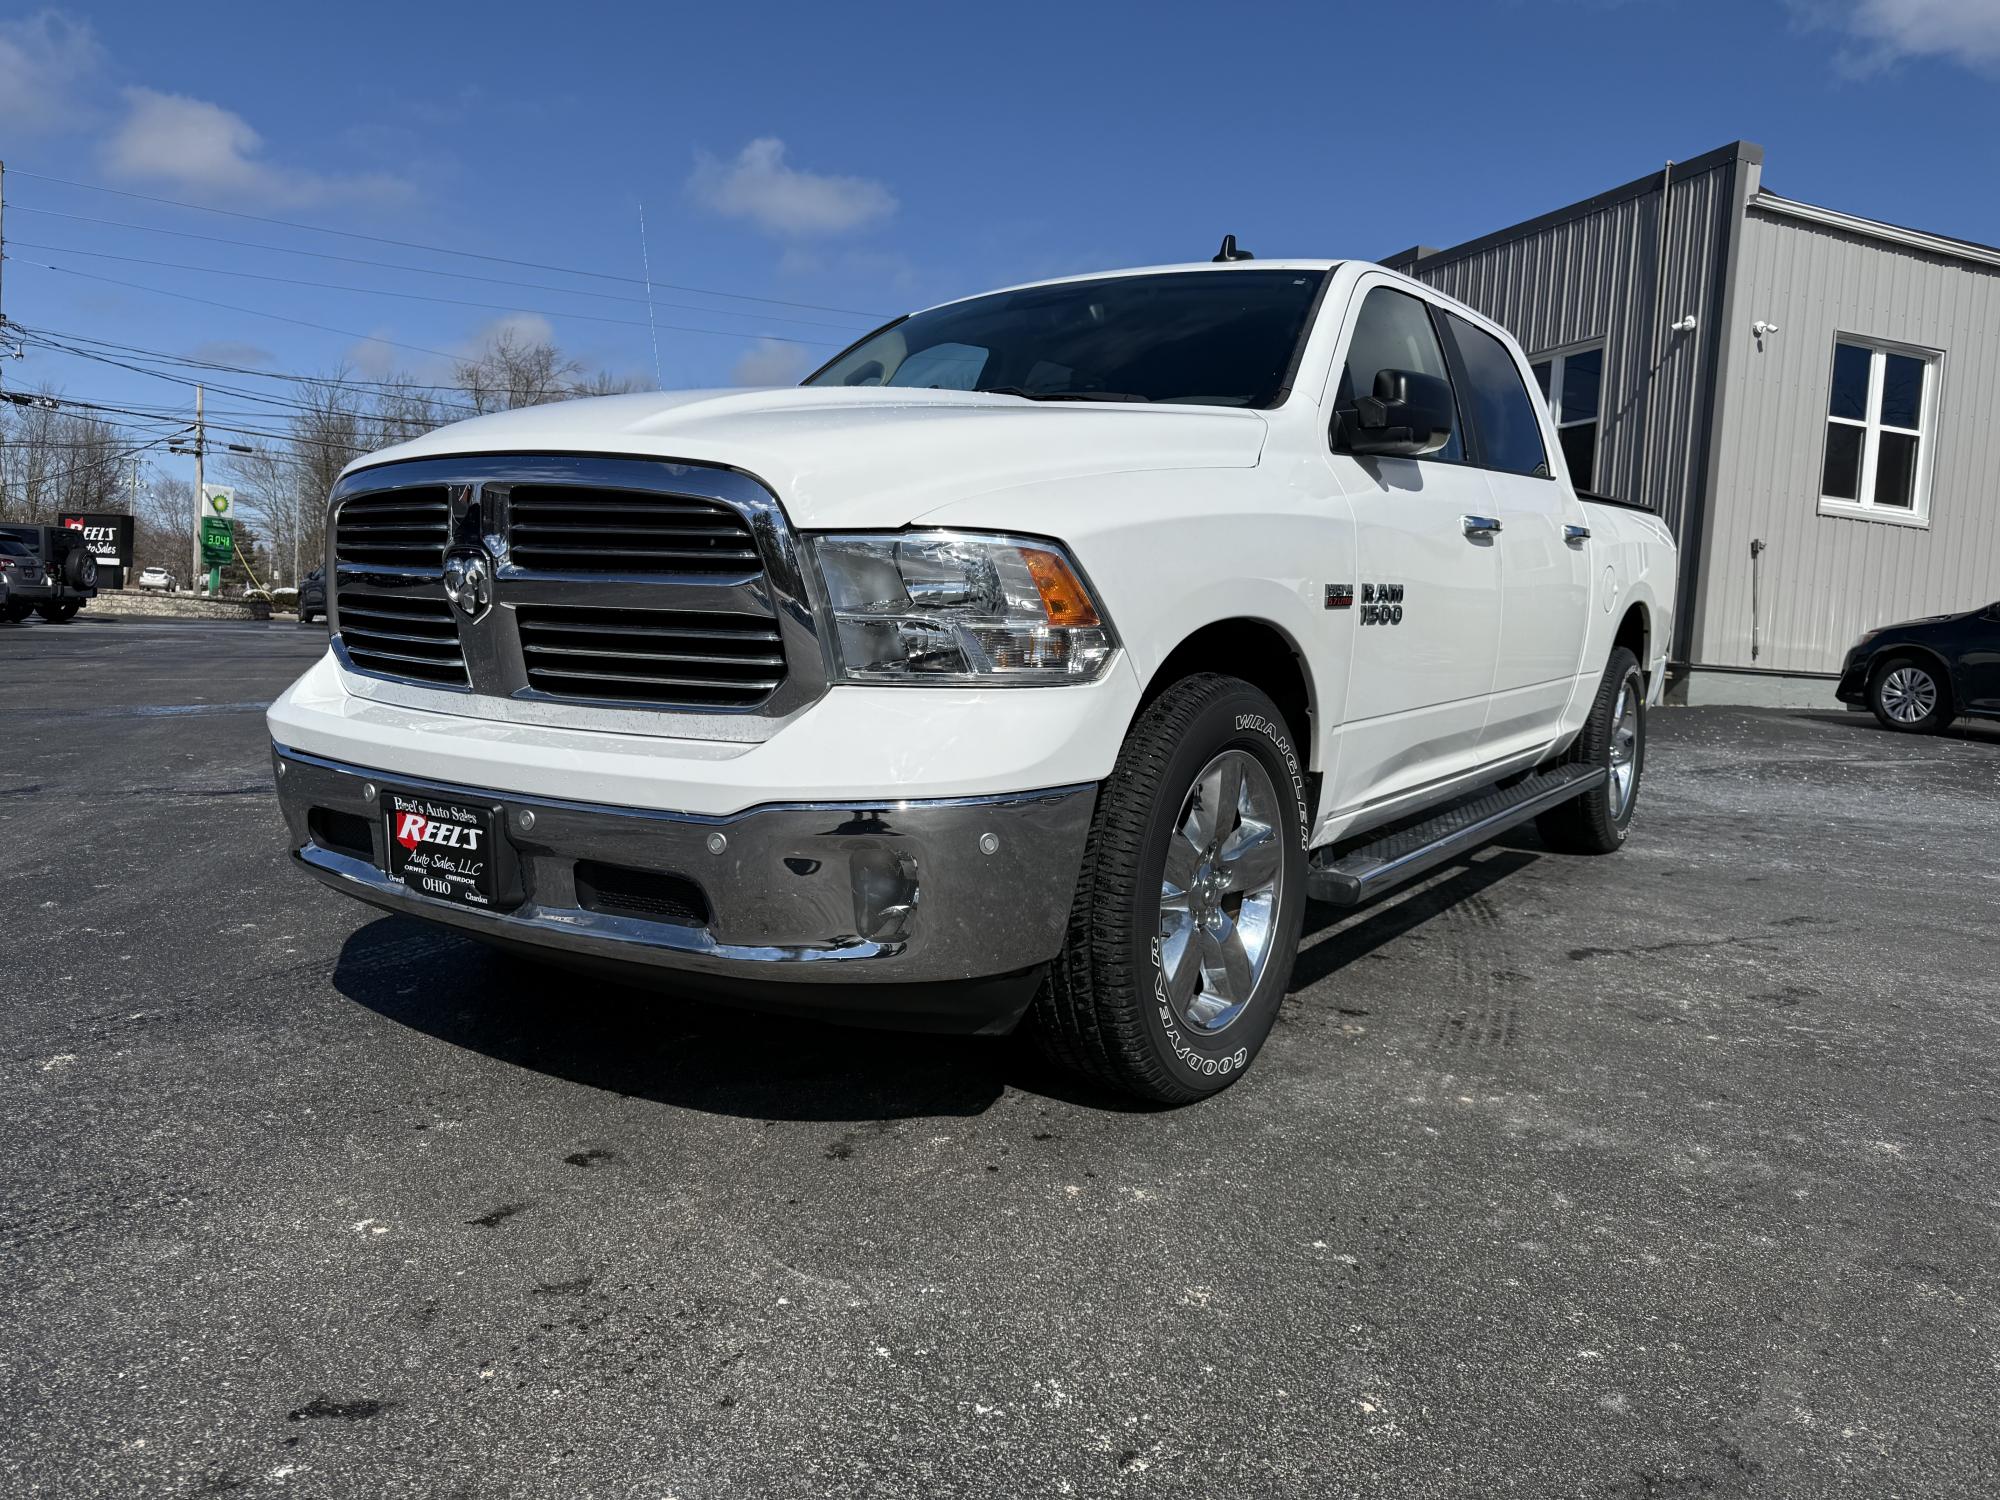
[60,512,136,589]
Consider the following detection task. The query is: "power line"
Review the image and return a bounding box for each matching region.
[5,204,876,330]
[12,262,469,362]
[7,171,894,317]
[6,242,843,344]
[13,329,461,420]
[14,324,490,401]
[0,437,168,488]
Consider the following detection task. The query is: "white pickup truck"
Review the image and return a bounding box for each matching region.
[269,255,1675,1103]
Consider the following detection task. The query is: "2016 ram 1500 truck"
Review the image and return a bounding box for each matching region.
[269,258,1675,1103]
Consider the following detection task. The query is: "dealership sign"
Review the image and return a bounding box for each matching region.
[60,511,136,589]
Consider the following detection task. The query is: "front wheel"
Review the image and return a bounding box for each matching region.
[1031,673,1310,1104]
[1869,656,1952,733]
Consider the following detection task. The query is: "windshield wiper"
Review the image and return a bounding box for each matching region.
[980,386,1150,403]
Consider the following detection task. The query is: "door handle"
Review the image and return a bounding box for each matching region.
[1461,515,1502,538]
[1564,524,1592,546]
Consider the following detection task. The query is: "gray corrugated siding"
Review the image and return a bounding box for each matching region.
[1693,210,2000,674]
[1406,159,1737,545]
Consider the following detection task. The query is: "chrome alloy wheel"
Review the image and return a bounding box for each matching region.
[1880,665,1938,724]
[1609,672,1641,819]
[1157,749,1286,1035]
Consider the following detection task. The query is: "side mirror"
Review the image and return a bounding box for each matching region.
[1336,369,1455,459]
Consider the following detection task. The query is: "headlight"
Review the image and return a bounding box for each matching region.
[811,531,1116,684]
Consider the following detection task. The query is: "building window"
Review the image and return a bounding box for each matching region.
[1529,345,1603,491]
[1818,336,1939,526]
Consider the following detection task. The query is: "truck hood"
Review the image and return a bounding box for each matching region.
[344,386,1268,529]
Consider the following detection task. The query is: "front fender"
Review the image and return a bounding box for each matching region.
[918,467,1351,773]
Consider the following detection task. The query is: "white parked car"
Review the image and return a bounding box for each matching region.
[270,254,1676,1103]
[136,566,176,592]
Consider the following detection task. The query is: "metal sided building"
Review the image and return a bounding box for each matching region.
[1386,141,2000,703]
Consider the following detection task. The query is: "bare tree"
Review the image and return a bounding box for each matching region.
[136,472,194,580]
[0,393,129,521]
[454,328,584,415]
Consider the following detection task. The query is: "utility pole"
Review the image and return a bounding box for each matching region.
[1,158,9,399]
[191,383,203,590]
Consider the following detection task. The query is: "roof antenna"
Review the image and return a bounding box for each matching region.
[1213,234,1255,263]
[637,200,664,390]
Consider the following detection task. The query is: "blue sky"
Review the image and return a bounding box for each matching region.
[2,0,1997,474]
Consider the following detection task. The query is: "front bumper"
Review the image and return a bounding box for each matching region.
[272,744,1095,1033]
[1835,648,1871,705]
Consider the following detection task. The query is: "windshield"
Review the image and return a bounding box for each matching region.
[0,538,34,557]
[805,268,1329,409]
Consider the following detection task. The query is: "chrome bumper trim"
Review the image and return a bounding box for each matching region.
[271,743,1095,985]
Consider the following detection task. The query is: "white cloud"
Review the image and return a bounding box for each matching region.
[100,87,412,206]
[345,329,405,382]
[1796,0,2000,70]
[689,138,896,237]
[0,10,104,130]
[463,312,556,352]
[730,339,813,387]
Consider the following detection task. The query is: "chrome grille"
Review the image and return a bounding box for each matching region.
[333,488,451,569]
[324,456,824,730]
[335,593,468,687]
[516,604,785,706]
[507,486,759,574]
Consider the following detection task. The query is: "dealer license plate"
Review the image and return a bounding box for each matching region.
[381,790,502,910]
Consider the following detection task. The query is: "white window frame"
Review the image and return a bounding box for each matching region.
[1816,334,1942,529]
[1529,341,1604,491]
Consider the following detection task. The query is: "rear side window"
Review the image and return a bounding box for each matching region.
[1444,314,1549,478]
[1335,288,1462,462]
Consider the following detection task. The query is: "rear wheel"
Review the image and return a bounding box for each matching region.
[1537,646,1645,855]
[35,601,80,624]
[1031,673,1309,1104]
[1869,655,1952,733]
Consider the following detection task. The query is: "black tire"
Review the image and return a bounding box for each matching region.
[2,603,32,623]
[64,548,97,589]
[1031,673,1310,1104]
[1537,646,1645,855]
[35,601,80,624]
[1868,654,1952,734]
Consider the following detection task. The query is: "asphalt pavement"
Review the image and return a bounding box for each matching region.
[3,615,1997,1498]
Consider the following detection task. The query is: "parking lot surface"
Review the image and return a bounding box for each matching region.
[3,617,1997,1498]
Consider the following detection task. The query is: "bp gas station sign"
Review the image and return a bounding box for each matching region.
[201,486,235,575]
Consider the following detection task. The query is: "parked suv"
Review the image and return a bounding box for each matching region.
[0,525,98,622]
[0,536,56,622]
[271,256,1675,1103]
[297,568,327,624]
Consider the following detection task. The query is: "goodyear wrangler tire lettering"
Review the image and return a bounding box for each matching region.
[1234,712,1310,850]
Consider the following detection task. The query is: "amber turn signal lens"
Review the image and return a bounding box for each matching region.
[1020,547,1100,627]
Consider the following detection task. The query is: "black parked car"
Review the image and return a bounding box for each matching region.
[297,567,327,625]
[0,525,96,623]
[0,535,54,621]
[1836,599,2000,733]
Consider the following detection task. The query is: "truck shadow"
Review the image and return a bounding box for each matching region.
[331,917,1148,1122]
[1290,846,1541,993]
